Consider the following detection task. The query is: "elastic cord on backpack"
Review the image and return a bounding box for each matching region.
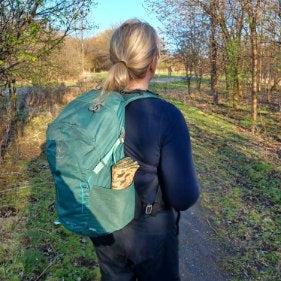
[80,182,85,214]
[93,130,124,174]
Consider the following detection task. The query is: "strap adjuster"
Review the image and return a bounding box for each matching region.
[145,204,153,215]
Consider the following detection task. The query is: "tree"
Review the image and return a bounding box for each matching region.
[245,0,262,133]
[209,0,219,104]
[84,29,113,72]
[0,0,95,90]
[22,36,85,84]
[199,0,247,108]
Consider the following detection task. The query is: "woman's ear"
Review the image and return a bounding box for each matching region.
[149,56,158,76]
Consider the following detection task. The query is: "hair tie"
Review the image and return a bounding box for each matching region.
[118,60,127,67]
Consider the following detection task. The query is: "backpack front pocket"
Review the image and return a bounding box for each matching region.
[88,182,136,236]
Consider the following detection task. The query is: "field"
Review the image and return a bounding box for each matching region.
[0,79,280,280]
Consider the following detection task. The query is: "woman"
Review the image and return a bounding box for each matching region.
[90,18,200,281]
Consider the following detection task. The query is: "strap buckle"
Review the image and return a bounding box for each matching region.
[145,204,153,215]
[119,128,125,142]
[88,103,103,112]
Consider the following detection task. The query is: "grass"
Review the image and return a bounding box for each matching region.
[0,81,280,280]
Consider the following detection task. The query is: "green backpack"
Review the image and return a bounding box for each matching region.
[46,89,161,237]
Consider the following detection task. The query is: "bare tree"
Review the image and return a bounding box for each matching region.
[84,29,113,72]
[246,0,261,133]
[209,0,219,104]
[145,0,209,97]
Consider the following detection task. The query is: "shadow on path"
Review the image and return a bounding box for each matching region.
[179,202,232,281]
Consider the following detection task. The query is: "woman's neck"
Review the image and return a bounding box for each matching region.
[125,71,153,91]
[125,57,157,91]
[125,80,149,91]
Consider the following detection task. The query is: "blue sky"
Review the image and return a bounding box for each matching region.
[86,0,164,38]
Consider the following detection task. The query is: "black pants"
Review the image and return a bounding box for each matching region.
[90,210,180,281]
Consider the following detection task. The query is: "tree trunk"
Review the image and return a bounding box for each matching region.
[187,75,192,97]
[232,73,242,109]
[198,65,203,94]
[258,27,263,93]
[197,75,202,93]
[8,80,18,117]
[185,64,192,97]
[232,79,239,109]
[238,79,243,99]
[210,5,219,105]
[194,68,202,93]
[1,80,18,160]
[224,64,230,93]
[249,16,258,133]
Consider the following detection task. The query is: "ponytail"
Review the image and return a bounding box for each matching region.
[102,61,130,92]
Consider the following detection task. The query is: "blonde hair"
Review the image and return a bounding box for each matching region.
[100,18,160,97]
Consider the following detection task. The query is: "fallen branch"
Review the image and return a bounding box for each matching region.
[205,218,219,235]
[35,258,58,281]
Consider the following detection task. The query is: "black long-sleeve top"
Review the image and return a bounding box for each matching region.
[124,94,200,213]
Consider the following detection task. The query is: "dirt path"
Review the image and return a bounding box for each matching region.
[179,201,232,281]
[151,76,185,83]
